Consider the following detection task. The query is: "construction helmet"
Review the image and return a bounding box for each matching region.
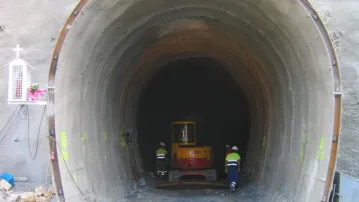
[232,146,238,151]
[160,141,165,147]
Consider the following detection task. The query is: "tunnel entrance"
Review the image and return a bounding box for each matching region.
[50,0,341,201]
[137,58,250,176]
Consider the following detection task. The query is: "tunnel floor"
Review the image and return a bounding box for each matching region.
[136,58,251,176]
[124,174,264,202]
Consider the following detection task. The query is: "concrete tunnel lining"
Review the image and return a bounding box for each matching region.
[48,0,341,201]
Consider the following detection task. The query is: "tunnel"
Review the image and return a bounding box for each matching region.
[137,58,251,175]
[48,0,342,201]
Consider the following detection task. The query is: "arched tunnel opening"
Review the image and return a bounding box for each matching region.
[49,0,341,201]
[137,58,250,176]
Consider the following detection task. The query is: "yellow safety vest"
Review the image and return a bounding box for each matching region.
[156,148,167,159]
[226,152,240,167]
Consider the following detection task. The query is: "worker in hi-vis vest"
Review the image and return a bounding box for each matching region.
[156,141,168,176]
[225,146,241,192]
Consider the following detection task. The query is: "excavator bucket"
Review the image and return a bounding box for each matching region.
[155,180,228,189]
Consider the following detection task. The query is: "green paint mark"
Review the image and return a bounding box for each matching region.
[104,132,108,140]
[317,136,325,160]
[301,135,308,163]
[60,132,68,149]
[303,135,308,143]
[301,151,304,162]
[81,133,86,141]
[319,137,325,149]
[120,130,127,147]
[59,132,69,160]
[262,136,267,148]
[121,136,126,147]
[62,151,69,160]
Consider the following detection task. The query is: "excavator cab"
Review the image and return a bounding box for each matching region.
[168,121,216,182]
[172,121,196,144]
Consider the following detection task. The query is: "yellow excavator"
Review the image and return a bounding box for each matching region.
[156,121,228,188]
[168,121,217,182]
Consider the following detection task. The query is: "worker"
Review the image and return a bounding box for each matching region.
[225,144,232,157]
[180,127,189,143]
[225,146,241,192]
[156,141,168,176]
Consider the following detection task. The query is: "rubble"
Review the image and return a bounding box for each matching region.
[20,192,35,202]
[0,184,55,202]
[34,186,47,198]
[0,192,7,200]
[0,180,12,192]
[6,193,20,202]
[146,172,156,178]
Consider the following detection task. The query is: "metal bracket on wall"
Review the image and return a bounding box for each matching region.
[122,130,133,144]
[333,92,342,96]
[48,86,55,90]
[332,136,338,142]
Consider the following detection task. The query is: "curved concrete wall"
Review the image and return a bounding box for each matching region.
[49,0,341,201]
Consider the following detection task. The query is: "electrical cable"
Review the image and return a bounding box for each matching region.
[19,104,28,120]
[44,158,51,187]
[46,135,92,202]
[1,105,90,200]
[28,105,47,160]
[0,105,20,145]
[1,125,12,143]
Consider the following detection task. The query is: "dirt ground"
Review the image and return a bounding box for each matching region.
[123,185,263,202]
[122,175,264,202]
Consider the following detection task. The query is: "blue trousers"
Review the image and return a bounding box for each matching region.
[227,166,239,186]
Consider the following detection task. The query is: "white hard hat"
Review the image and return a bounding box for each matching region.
[160,141,165,146]
[232,146,238,151]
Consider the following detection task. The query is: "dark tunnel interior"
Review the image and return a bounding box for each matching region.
[136,58,251,175]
